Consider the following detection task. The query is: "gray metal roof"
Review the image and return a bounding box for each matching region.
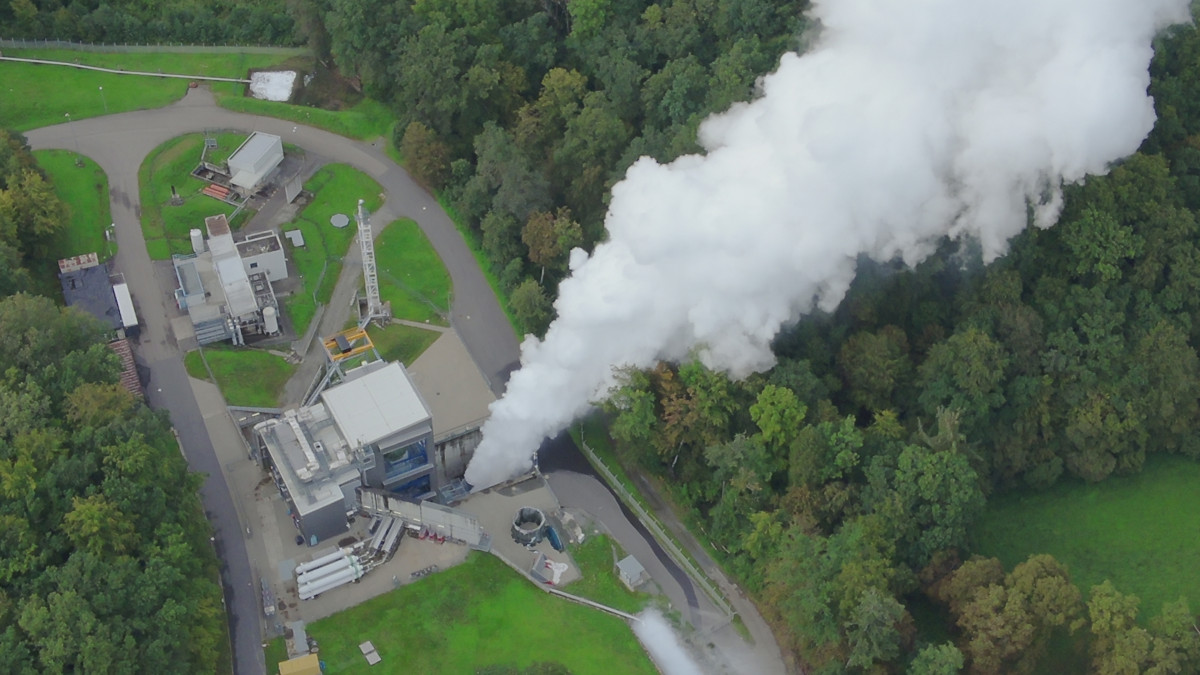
[60,265,121,330]
[322,362,431,448]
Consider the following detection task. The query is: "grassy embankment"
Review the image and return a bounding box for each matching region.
[0,48,394,144]
[282,163,382,336]
[973,453,1200,623]
[30,149,112,295]
[184,345,296,408]
[375,218,451,326]
[138,132,249,259]
[0,49,289,131]
[264,553,656,675]
[563,533,650,615]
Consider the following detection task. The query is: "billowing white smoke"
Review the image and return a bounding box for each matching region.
[632,610,705,675]
[465,0,1191,487]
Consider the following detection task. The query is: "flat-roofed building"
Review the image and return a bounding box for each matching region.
[255,360,438,543]
[227,131,284,193]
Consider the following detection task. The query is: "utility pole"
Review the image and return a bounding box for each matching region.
[64,112,82,166]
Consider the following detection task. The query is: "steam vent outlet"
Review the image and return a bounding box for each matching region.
[511,507,546,547]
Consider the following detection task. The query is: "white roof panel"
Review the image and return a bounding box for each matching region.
[112,282,138,328]
[322,362,430,447]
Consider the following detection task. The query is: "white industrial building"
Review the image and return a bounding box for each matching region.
[227,131,284,193]
[255,360,441,543]
[172,214,287,345]
[237,230,288,281]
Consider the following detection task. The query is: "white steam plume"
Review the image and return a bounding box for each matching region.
[632,610,705,675]
[465,0,1191,487]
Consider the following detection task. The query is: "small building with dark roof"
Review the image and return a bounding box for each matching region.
[59,259,122,331]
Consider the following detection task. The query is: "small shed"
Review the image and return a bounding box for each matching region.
[227,132,284,192]
[616,555,649,591]
[278,653,321,675]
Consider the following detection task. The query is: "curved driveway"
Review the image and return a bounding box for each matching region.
[26,88,519,675]
[25,87,787,675]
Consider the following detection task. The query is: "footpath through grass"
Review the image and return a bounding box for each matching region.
[139,133,248,259]
[282,164,382,336]
[265,553,655,675]
[31,149,112,294]
[973,453,1200,620]
[0,49,290,131]
[184,346,295,408]
[375,218,451,325]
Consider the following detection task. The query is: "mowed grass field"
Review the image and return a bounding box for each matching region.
[0,49,293,131]
[183,346,295,408]
[30,149,112,294]
[138,133,248,259]
[265,553,656,675]
[375,218,451,325]
[973,453,1200,620]
[282,164,383,335]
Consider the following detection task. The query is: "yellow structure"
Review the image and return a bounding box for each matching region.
[278,653,321,675]
[323,326,375,362]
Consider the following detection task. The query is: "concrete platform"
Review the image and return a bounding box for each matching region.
[456,475,580,587]
[407,329,495,437]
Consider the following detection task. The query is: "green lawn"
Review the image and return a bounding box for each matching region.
[265,553,655,675]
[219,97,395,141]
[0,49,292,131]
[562,534,649,615]
[282,164,383,336]
[31,149,113,293]
[973,453,1200,621]
[368,323,440,365]
[184,346,295,408]
[375,218,451,325]
[139,134,250,260]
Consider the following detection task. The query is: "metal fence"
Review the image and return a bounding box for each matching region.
[577,435,734,617]
[0,37,306,55]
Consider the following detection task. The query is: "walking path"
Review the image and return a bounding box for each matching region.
[25,86,517,675]
[25,85,790,675]
[0,55,252,81]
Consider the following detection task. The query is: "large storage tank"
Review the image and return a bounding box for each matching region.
[263,306,279,334]
[190,228,205,254]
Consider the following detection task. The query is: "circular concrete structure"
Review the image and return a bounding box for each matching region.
[511,506,546,546]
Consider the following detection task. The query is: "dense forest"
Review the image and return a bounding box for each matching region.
[0,130,225,673]
[301,2,1200,671]
[5,0,1200,671]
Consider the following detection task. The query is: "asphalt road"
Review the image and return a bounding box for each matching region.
[25,87,519,675]
[25,86,788,675]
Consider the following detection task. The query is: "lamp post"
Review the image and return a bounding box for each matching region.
[64,113,79,153]
[98,85,107,113]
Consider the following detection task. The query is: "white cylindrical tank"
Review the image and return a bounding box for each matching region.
[190,228,205,254]
[296,559,352,585]
[298,566,358,600]
[263,306,279,334]
[294,549,345,575]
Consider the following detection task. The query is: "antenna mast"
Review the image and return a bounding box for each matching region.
[356,199,389,326]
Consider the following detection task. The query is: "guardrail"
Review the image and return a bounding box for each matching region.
[0,55,253,82]
[0,37,306,55]
[578,435,734,617]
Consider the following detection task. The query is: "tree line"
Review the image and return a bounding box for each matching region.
[299,0,810,332]
[0,129,225,673]
[592,22,1200,674]
[0,0,296,45]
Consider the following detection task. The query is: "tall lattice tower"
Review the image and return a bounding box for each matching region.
[356,199,388,325]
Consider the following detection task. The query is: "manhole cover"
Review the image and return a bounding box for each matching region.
[330,213,350,228]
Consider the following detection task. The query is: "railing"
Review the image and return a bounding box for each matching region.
[0,37,306,55]
[578,435,734,617]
